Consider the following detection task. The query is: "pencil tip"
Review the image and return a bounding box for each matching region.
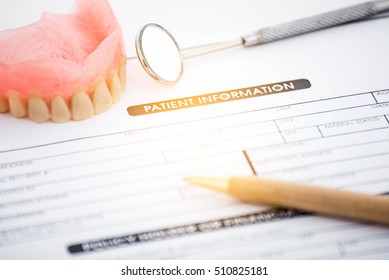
[185,176,229,192]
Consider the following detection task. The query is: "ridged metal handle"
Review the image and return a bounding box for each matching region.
[242,1,385,46]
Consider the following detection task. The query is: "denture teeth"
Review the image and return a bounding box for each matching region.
[70,90,94,121]
[0,95,8,113]
[9,93,27,118]
[1,62,126,122]
[108,72,122,103]
[50,95,71,123]
[92,79,113,114]
[28,96,50,123]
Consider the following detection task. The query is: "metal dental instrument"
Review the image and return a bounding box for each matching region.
[130,0,389,84]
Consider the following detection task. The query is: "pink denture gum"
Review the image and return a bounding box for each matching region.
[0,0,126,122]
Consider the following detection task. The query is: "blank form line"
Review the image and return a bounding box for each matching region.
[0,195,178,226]
[252,138,389,165]
[0,161,167,189]
[340,177,389,189]
[260,151,389,176]
[346,247,389,259]
[0,186,178,220]
[279,115,389,138]
[0,152,162,181]
[304,167,389,191]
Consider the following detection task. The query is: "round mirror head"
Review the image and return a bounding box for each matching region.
[136,23,184,84]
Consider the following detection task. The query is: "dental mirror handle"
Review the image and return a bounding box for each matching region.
[242,0,389,47]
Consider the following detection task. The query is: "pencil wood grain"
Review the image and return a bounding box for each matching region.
[187,176,389,225]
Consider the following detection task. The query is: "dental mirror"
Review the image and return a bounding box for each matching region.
[131,1,389,84]
[135,23,184,84]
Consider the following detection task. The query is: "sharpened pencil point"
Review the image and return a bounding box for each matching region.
[185,176,230,192]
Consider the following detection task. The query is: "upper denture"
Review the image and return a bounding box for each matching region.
[0,0,126,122]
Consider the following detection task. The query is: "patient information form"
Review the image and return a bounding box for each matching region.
[1,83,389,259]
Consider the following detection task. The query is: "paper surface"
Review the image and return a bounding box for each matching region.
[1,0,389,259]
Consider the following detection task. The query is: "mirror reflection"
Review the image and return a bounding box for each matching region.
[136,24,183,84]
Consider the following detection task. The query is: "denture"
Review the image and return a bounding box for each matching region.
[0,0,126,123]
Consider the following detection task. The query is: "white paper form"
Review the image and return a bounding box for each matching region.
[1,0,389,259]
